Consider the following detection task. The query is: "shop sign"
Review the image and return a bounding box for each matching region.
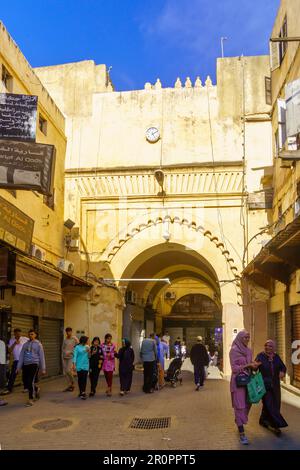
[0,93,37,142]
[0,139,55,195]
[0,195,34,254]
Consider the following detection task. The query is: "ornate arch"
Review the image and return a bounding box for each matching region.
[101,214,241,291]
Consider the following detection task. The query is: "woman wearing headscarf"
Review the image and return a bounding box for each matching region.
[255,340,288,435]
[229,330,259,445]
[116,338,135,396]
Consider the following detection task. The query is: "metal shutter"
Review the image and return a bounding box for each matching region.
[292,305,300,389]
[268,312,283,358]
[40,318,62,377]
[11,314,34,337]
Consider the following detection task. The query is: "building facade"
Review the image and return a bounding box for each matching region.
[36,56,272,374]
[243,0,300,391]
[0,23,90,377]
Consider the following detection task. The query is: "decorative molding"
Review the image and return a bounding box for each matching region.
[101,215,242,299]
[67,169,243,199]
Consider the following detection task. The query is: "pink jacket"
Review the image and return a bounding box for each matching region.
[102,343,116,372]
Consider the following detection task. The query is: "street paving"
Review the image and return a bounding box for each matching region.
[0,369,300,450]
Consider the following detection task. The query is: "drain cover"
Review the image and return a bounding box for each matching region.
[33,418,72,432]
[129,417,171,430]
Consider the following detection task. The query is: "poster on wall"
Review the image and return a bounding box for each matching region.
[0,196,34,254]
[0,139,56,195]
[0,93,38,142]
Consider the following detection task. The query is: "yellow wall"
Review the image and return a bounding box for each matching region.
[0,22,66,266]
[36,55,273,374]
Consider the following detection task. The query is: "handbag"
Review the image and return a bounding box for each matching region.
[235,371,251,387]
[247,371,266,404]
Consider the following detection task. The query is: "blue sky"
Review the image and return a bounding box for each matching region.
[1,0,280,91]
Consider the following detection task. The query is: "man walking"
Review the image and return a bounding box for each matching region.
[190,336,209,391]
[7,328,28,393]
[0,339,8,406]
[17,329,46,407]
[140,333,157,393]
[62,327,79,392]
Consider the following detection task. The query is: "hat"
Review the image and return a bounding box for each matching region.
[197,336,203,341]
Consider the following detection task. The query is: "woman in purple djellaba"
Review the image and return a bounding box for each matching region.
[229,330,260,445]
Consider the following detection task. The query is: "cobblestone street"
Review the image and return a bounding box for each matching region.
[1,368,300,450]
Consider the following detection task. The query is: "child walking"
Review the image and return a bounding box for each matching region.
[72,336,90,400]
[102,333,117,397]
[89,337,104,397]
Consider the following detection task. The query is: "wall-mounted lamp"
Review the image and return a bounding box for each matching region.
[154,169,166,197]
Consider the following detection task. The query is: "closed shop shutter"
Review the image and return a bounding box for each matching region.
[292,305,300,389]
[268,312,283,358]
[11,314,34,337]
[40,318,62,377]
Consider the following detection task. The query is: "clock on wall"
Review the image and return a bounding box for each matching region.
[146,127,160,143]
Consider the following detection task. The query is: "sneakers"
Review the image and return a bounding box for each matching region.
[89,392,95,397]
[0,400,8,406]
[195,383,200,391]
[119,391,125,396]
[25,400,34,407]
[239,433,249,445]
[23,389,28,393]
[80,393,87,400]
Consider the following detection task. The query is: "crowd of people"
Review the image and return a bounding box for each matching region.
[0,326,289,446]
[0,328,135,406]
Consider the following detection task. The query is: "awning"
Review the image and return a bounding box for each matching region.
[16,255,62,302]
[243,214,300,288]
[59,270,93,289]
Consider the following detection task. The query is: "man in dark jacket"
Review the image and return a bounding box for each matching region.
[190,336,209,391]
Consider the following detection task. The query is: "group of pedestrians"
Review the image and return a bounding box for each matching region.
[0,327,135,405]
[230,330,288,445]
[62,330,135,400]
[1,326,289,446]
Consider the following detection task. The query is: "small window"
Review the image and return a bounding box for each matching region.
[38,114,47,135]
[43,188,55,210]
[265,77,272,105]
[279,15,288,65]
[1,64,13,92]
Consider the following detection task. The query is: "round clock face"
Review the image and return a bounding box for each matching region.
[146,127,160,143]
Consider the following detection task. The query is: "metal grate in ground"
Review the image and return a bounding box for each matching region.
[129,417,171,430]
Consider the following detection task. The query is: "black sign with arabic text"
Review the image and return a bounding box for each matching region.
[0,139,56,195]
[0,93,38,142]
